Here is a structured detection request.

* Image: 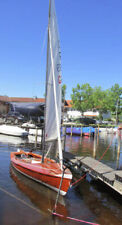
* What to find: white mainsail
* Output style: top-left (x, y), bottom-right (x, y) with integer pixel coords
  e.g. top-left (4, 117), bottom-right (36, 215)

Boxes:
top-left (45, 0), bottom-right (63, 167)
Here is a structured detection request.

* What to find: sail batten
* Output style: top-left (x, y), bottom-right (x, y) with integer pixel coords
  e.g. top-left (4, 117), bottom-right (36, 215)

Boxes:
top-left (45, 0), bottom-right (63, 168)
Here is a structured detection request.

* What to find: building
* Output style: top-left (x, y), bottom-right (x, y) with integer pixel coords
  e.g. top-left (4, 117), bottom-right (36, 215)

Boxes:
top-left (0, 96), bottom-right (45, 117)
top-left (0, 96), bottom-right (71, 118)
top-left (0, 96), bottom-right (110, 121)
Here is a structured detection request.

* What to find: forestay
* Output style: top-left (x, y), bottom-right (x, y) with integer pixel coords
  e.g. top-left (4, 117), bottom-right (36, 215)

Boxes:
top-left (45, 0), bottom-right (63, 167)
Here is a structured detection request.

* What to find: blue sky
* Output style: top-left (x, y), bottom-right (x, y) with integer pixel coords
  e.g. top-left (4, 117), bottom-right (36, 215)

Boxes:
top-left (0, 0), bottom-right (122, 100)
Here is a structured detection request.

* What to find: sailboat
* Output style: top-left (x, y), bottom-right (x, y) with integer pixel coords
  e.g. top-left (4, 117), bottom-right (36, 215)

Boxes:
top-left (10, 0), bottom-right (72, 196)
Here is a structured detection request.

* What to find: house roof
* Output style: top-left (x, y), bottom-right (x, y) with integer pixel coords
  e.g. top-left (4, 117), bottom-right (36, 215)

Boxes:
top-left (0, 96), bottom-right (45, 103)
top-left (0, 96), bottom-right (72, 107)
top-left (65, 100), bottom-right (72, 108)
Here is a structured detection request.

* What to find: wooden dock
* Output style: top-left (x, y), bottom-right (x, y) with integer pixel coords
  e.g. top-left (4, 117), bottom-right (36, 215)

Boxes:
top-left (63, 152), bottom-right (122, 195)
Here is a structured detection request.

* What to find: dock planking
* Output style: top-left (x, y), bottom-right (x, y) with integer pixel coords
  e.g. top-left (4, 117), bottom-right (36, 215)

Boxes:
top-left (63, 153), bottom-right (122, 195)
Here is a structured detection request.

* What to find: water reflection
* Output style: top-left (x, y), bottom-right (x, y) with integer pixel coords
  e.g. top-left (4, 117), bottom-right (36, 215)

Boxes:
top-left (10, 165), bottom-right (67, 216)
top-left (76, 181), bottom-right (122, 225)
top-left (116, 135), bottom-right (121, 169)
top-left (66, 132), bottom-right (122, 169)
top-left (0, 132), bottom-right (122, 225)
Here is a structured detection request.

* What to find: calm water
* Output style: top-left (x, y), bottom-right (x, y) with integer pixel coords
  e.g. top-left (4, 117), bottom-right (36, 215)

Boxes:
top-left (0, 131), bottom-right (122, 225)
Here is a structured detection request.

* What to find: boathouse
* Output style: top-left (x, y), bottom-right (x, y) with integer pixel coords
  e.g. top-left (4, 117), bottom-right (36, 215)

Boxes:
top-left (0, 96), bottom-right (72, 118)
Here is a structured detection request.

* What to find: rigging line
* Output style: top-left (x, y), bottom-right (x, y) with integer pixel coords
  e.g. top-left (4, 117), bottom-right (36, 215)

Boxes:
top-left (52, 168), bottom-right (65, 213)
top-left (40, 27), bottom-right (48, 61)
top-left (44, 142), bottom-right (53, 158)
top-left (0, 186), bottom-right (40, 214)
top-left (71, 135), bottom-right (114, 187)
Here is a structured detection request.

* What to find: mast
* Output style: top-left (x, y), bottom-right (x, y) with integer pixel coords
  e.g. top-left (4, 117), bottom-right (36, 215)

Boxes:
top-left (41, 0), bottom-right (51, 163)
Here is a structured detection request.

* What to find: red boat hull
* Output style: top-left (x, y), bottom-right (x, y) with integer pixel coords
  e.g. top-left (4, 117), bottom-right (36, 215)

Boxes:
top-left (11, 150), bottom-right (72, 196)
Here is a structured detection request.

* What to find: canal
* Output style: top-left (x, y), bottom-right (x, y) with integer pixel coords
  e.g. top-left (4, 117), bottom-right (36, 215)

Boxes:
top-left (0, 132), bottom-right (122, 225)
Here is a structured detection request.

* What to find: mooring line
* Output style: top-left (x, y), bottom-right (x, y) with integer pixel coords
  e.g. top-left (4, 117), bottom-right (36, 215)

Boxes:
top-left (52, 212), bottom-right (100, 225)
top-left (0, 186), bottom-right (41, 214)
top-left (71, 173), bottom-right (87, 187)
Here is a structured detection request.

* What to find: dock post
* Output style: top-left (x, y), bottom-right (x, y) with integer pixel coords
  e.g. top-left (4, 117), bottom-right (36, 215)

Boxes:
top-left (63, 126), bottom-right (66, 151)
top-left (62, 126), bottom-right (66, 151)
top-left (98, 124), bottom-right (99, 136)
top-left (94, 128), bottom-right (96, 138)
top-left (89, 127), bottom-right (91, 137)
top-left (35, 127), bottom-right (38, 148)
top-left (71, 125), bottom-right (72, 136)
top-left (96, 127), bottom-right (99, 144)
top-left (93, 133), bottom-right (97, 158)
top-left (116, 135), bottom-right (121, 169)
top-left (81, 125), bottom-right (82, 137)
top-left (41, 127), bottom-right (44, 150)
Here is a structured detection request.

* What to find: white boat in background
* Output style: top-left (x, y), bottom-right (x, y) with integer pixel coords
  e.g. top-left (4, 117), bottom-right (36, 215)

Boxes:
top-left (0, 125), bottom-right (28, 137)
top-left (106, 127), bottom-right (118, 134)
top-left (21, 122), bottom-right (42, 136)
top-left (21, 122), bottom-right (36, 128)
top-left (99, 127), bottom-right (118, 134)
top-left (0, 134), bottom-right (27, 145)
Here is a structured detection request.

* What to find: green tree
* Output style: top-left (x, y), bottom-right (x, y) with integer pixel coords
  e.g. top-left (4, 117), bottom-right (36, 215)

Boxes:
top-left (92, 87), bottom-right (109, 120)
top-left (107, 84), bottom-right (122, 123)
top-left (71, 83), bottom-right (93, 114)
top-left (71, 83), bottom-right (122, 122)
top-left (62, 84), bottom-right (67, 103)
